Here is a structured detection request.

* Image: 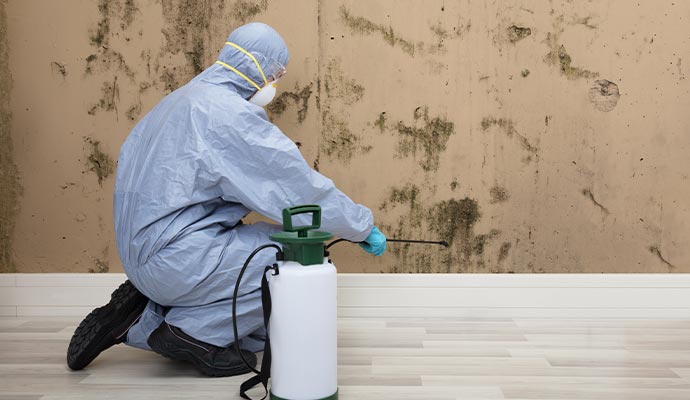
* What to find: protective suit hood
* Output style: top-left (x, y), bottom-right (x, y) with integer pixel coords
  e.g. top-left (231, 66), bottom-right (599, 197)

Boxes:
top-left (199, 22), bottom-right (290, 100)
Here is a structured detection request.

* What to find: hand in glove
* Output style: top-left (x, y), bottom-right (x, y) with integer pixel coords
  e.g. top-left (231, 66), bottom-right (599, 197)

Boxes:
top-left (359, 226), bottom-right (387, 256)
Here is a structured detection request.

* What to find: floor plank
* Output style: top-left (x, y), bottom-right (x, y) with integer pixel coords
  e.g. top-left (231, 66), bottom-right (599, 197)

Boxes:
top-left (2, 316), bottom-right (690, 399)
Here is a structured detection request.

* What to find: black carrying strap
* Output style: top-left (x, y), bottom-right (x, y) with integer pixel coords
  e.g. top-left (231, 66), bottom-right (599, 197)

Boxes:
top-left (240, 264), bottom-right (277, 400)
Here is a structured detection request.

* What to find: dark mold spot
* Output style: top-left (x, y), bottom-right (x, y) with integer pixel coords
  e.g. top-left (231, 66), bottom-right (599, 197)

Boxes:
top-left (51, 61), bottom-right (67, 78)
top-left (339, 6), bottom-right (416, 56)
top-left (324, 59), bottom-right (365, 105)
top-left (320, 112), bottom-right (370, 163)
top-left (481, 117), bottom-right (538, 159)
top-left (88, 77), bottom-right (120, 117)
top-left (490, 186), bottom-right (510, 203)
top-left (313, 153), bottom-right (320, 172)
top-left (88, 258), bottom-right (110, 273)
top-left (581, 189), bottom-right (610, 215)
top-left (160, 0), bottom-right (226, 81)
top-left (544, 34), bottom-right (599, 80)
top-left (160, 69), bottom-right (179, 93)
top-left (521, 69), bottom-right (530, 77)
top-left (450, 178), bottom-right (459, 191)
top-left (394, 107), bottom-right (455, 172)
top-left (0, 1), bottom-right (22, 273)
top-left (648, 245), bottom-right (675, 271)
top-left (122, 0), bottom-right (138, 28)
top-left (429, 198), bottom-right (480, 247)
top-left (589, 79), bottom-right (621, 112)
top-left (90, 0), bottom-right (111, 47)
top-left (498, 242), bottom-right (512, 263)
top-left (126, 102), bottom-right (142, 121)
top-left (374, 112), bottom-right (387, 133)
top-left (231, 0), bottom-right (268, 23)
top-left (266, 82), bottom-right (313, 123)
top-left (507, 25), bottom-right (531, 42)
top-left (84, 137), bottom-right (115, 186)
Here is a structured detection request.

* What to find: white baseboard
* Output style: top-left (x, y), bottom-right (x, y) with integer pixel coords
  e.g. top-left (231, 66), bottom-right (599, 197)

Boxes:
top-left (2, 273), bottom-right (690, 318)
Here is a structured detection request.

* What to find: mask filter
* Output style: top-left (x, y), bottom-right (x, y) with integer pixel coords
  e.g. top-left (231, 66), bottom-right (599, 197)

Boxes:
top-left (249, 80), bottom-right (278, 107)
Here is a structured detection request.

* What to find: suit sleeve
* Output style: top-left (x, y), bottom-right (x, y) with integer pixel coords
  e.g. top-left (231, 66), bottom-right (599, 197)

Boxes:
top-left (206, 105), bottom-right (374, 242)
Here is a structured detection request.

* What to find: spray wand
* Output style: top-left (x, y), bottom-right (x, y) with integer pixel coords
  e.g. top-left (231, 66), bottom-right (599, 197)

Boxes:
top-left (326, 237), bottom-right (449, 249)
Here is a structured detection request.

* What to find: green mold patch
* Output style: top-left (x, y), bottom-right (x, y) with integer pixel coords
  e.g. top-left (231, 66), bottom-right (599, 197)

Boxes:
top-left (126, 102), bottom-right (142, 121)
top-left (498, 242), bottom-right (512, 263)
top-left (51, 61), bottom-right (67, 78)
top-left (160, 0), bottom-right (225, 80)
top-left (481, 117), bottom-right (538, 159)
top-left (122, 0), bottom-right (138, 28)
top-left (90, 0), bottom-right (111, 47)
top-left (320, 112), bottom-right (370, 163)
top-left (84, 137), bottom-right (115, 186)
top-left (339, 6), bottom-right (417, 56)
top-left (374, 112), bottom-right (387, 133)
top-left (450, 178), bottom-right (459, 191)
top-left (266, 82), bottom-right (313, 123)
top-left (324, 59), bottom-right (365, 105)
top-left (88, 258), bottom-right (110, 273)
top-left (88, 77), bottom-right (120, 116)
top-left (0, 1), bottom-right (22, 273)
top-left (544, 33), bottom-right (599, 80)
top-left (428, 198), bottom-right (480, 247)
top-left (507, 25), bottom-right (532, 43)
top-left (231, 0), bottom-right (268, 23)
top-left (490, 186), bottom-right (510, 203)
top-left (427, 20), bottom-right (470, 55)
top-left (521, 69), bottom-right (530, 77)
top-left (394, 107), bottom-right (455, 172)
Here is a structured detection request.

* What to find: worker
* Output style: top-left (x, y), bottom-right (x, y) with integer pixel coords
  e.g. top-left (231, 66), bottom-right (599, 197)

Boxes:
top-left (66, 22), bottom-right (386, 376)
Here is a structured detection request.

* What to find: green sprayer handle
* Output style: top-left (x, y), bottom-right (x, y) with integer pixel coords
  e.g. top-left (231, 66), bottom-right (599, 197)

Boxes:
top-left (282, 205), bottom-right (322, 237)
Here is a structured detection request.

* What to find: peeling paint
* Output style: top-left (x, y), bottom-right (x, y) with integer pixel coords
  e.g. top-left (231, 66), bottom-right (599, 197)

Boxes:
top-left (589, 79), bottom-right (621, 112)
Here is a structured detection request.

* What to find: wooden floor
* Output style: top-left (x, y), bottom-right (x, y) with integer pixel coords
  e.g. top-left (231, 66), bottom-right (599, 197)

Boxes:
top-left (2, 317), bottom-right (690, 399)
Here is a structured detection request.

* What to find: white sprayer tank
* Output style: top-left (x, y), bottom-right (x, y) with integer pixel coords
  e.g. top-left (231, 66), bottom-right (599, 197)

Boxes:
top-left (269, 258), bottom-right (337, 399)
top-left (267, 205), bottom-right (338, 400)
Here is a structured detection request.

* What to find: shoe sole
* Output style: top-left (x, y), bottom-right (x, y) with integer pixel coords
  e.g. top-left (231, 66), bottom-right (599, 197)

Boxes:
top-left (147, 330), bottom-right (255, 377)
top-left (66, 280), bottom-right (147, 370)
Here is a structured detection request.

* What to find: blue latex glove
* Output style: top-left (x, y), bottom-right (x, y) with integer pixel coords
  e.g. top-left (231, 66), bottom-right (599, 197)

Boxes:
top-left (359, 226), bottom-right (387, 256)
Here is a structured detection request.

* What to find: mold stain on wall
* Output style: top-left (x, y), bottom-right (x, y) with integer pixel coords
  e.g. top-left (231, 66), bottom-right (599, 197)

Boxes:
top-left (267, 82), bottom-right (313, 123)
top-left (0, 0), bottom-right (22, 273)
top-left (84, 137), bottom-right (115, 186)
top-left (481, 117), bottom-right (538, 161)
top-left (394, 107), bottom-right (455, 172)
top-left (339, 5), bottom-right (417, 56)
top-left (380, 184), bottom-right (505, 273)
top-left (543, 19), bottom-right (599, 80)
top-left (319, 58), bottom-right (370, 163)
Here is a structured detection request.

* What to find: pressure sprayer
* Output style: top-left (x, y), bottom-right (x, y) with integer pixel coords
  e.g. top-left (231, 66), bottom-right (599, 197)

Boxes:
top-left (232, 205), bottom-right (448, 400)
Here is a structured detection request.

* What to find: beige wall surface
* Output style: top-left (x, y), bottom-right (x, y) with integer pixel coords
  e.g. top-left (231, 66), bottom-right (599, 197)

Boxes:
top-left (1, 0), bottom-right (688, 274)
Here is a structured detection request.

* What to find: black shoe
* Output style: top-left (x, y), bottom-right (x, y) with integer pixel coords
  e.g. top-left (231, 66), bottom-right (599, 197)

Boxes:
top-left (147, 322), bottom-right (257, 377)
top-left (67, 280), bottom-right (148, 370)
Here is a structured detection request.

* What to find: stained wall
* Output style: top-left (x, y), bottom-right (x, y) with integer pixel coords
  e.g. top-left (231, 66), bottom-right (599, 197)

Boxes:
top-left (1, 0), bottom-right (688, 273)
